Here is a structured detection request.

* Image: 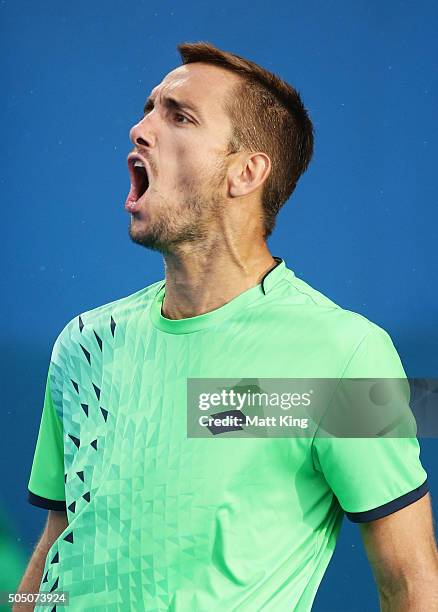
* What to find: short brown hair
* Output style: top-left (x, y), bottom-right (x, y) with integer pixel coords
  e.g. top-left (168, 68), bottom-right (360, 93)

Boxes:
top-left (177, 41), bottom-right (314, 238)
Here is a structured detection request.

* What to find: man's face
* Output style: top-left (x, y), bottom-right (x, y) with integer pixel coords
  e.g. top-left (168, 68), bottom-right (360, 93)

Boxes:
top-left (126, 62), bottom-right (238, 253)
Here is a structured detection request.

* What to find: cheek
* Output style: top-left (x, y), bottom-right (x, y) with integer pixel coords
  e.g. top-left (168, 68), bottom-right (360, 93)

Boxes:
top-left (162, 136), bottom-right (219, 191)
top-left (161, 139), bottom-right (194, 184)
top-left (174, 157), bottom-right (204, 191)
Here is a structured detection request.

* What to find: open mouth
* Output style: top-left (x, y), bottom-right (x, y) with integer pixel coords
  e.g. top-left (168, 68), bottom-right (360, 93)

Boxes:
top-left (128, 157), bottom-right (150, 201)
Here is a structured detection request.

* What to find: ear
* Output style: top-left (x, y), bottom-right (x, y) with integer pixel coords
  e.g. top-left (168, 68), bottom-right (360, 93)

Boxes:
top-left (228, 152), bottom-right (271, 198)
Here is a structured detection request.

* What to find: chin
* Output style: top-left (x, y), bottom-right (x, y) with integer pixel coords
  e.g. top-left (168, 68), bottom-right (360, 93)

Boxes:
top-left (128, 221), bottom-right (172, 254)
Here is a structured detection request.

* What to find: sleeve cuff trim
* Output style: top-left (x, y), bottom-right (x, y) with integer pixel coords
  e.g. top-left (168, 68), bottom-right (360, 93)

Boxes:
top-left (28, 490), bottom-right (67, 511)
top-left (345, 478), bottom-right (429, 523)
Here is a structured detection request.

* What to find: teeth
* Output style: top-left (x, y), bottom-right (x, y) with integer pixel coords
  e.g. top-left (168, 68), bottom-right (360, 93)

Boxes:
top-left (133, 160), bottom-right (144, 168)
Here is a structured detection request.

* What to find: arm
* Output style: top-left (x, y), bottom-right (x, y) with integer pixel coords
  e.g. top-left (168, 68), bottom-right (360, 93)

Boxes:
top-left (13, 510), bottom-right (68, 611)
top-left (360, 493), bottom-right (438, 611)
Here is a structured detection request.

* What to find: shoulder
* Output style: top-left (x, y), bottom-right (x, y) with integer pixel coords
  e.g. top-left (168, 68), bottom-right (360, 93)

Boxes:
top-left (51, 279), bottom-right (164, 362)
top-left (272, 269), bottom-right (399, 365)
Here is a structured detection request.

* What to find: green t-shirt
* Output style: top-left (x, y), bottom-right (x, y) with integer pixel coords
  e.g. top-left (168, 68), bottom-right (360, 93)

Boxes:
top-left (27, 258), bottom-right (428, 611)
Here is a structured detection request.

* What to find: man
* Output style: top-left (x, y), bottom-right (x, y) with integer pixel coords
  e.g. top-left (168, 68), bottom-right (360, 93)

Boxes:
top-left (20, 42), bottom-right (438, 611)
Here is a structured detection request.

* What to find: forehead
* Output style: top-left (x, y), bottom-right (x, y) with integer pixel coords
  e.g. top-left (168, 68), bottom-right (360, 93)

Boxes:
top-left (150, 63), bottom-right (239, 121)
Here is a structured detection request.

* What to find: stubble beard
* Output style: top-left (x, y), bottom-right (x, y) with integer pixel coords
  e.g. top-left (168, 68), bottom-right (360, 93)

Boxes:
top-left (128, 165), bottom-right (227, 255)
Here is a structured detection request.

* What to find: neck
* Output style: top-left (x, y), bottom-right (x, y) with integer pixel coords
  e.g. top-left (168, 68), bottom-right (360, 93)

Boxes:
top-left (161, 241), bottom-right (276, 320)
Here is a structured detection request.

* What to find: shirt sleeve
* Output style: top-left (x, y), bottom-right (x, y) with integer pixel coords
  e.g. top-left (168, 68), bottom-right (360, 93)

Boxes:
top-left (311, 325), bottom-right (428, 523)
top-left (27, 361), bottom-right (66, 511)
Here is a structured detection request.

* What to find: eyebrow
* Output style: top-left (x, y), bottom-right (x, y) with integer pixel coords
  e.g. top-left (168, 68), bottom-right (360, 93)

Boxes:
top-left (143, 95), bottom-right (203, 122)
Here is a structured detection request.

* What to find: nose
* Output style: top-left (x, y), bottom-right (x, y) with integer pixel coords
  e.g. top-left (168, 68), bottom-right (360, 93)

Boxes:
top-left (129, 115), bottom-right (156, 149)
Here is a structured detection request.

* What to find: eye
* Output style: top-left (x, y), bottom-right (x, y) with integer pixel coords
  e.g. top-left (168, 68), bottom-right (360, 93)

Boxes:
top-left (143, 102), bottom-right (154, 117)
top-left (174, 113), bottom-right (190, 124)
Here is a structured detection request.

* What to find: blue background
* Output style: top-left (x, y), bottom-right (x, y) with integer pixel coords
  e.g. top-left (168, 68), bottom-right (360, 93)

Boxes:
top-left (2, 1), bottom-right (437, 609)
